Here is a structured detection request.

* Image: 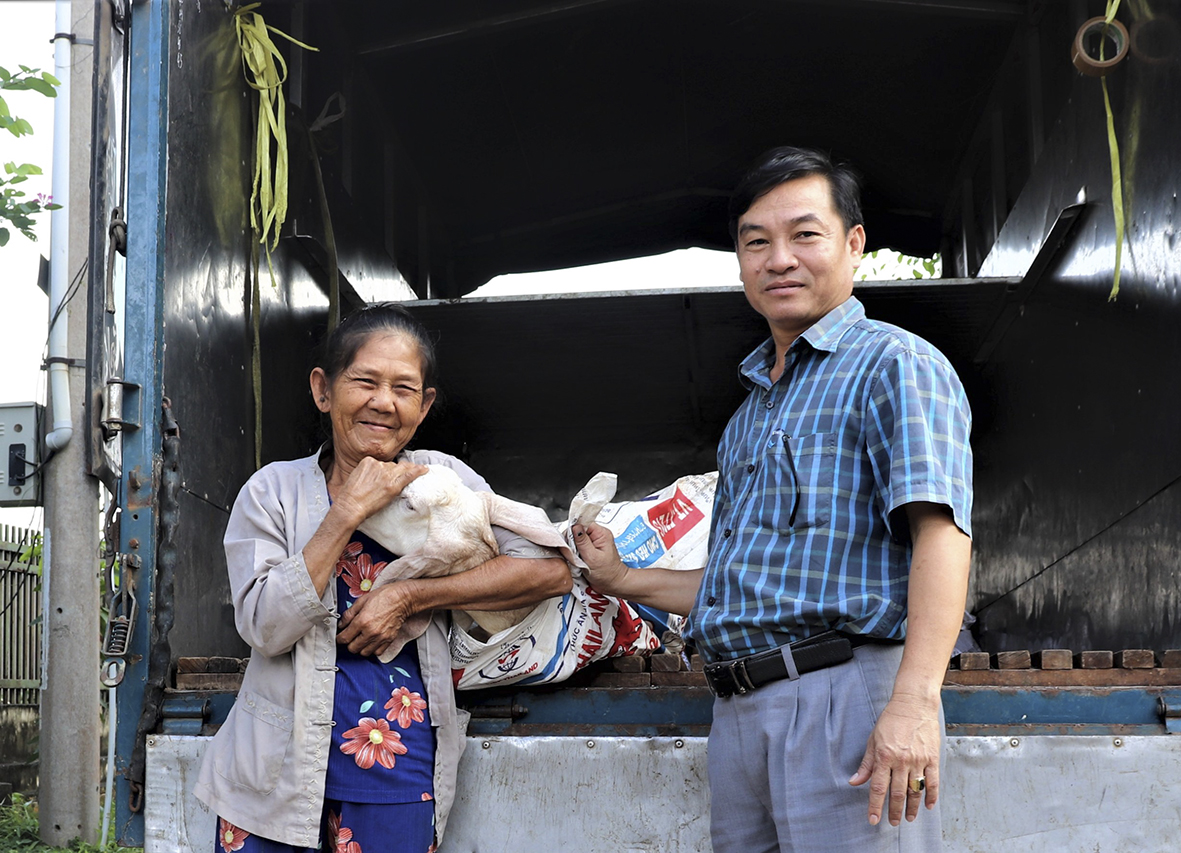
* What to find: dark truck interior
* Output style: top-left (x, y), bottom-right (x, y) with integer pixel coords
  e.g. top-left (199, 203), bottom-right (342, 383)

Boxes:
top-left (149, 0), bottom-right (1181, 666)
top-left (295, 0), bottom-right (1062, 294)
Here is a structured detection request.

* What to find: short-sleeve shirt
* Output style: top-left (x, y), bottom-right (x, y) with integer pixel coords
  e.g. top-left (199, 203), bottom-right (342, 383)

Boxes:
top-left (685, 296), bottom-right (973, 663)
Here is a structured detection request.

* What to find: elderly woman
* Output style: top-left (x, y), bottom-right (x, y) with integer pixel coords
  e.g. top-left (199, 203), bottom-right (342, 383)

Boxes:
top-left (195, 304), bottom-right (570, 853)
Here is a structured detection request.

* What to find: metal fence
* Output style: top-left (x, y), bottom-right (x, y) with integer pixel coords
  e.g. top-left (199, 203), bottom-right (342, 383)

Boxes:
top-left (1, 523), bottom-right (42, 707)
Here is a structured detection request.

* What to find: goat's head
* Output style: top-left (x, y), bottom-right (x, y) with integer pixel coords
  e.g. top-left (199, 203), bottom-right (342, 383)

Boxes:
top-left (374, 464), bottom-right (490, 557)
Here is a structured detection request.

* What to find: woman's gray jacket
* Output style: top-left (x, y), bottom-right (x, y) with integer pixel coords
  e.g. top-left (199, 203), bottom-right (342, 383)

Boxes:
top-left (194, 448), bottom-right (529, 847)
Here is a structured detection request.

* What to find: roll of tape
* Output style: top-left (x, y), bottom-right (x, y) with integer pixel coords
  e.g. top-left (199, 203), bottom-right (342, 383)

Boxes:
top-left (1072, 16), bottom-right (1130, 77)
top-left (1131, 17), bottom-right (1181, 66)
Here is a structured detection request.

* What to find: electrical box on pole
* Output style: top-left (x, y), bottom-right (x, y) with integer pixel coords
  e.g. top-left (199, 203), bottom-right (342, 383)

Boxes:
top-left (0, 402), bottom-right (44, 507)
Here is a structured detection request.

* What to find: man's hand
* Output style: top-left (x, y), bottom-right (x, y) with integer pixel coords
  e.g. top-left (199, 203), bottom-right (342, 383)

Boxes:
top-left (571, 522), bottom-right (630, 595)
top-left (848, 501), bottom-right (970, 826)
top-left (848, 692), bottom-right (941, 826)
top-left (572, 522), bottom-right (703, 616)
top-left (336, 581), bottom-right (420, 657)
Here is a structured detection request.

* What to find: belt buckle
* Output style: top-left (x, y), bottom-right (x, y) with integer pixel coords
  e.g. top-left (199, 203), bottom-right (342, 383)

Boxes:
top-left (706, 657), bottom-right (756, 698)
top-left (731, 658), bottom-right (756, 694)
top-left (703, 661), bottom-right (729, 697)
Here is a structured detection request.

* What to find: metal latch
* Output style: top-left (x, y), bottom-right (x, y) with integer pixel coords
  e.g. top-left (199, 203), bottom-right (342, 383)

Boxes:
top-left (466, 702), bottom-right (528, 720)
top-left (101, 552), bottom-right (141, 687)
top-left (161, 695), bottom-right (212, 736)
top-left (1158, 690), bottom-right (1181, 734)
top-left (101, 378), bottom-right (141, 440)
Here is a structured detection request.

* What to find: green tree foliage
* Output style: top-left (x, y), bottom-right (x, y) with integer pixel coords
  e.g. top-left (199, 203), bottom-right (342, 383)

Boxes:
top-left (0, 64), bottom-right (60, 247)
top-left (0, 793), bottom-right (138, 853)
top-left (855, 249), bottom-right (941, 281)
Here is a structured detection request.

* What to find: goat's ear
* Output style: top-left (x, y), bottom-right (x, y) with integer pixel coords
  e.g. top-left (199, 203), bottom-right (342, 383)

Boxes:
top-left (482, 523), bottom-right (499, 555)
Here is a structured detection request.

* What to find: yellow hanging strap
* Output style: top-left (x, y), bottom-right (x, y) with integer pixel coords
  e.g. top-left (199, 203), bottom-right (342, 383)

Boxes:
top-left (1100, 0), bottom-right (1124, 301)
top-left (250, 243), bottom-right (263, 471)
top-left (233, 4), bottom-right (317, 469)
top-left (233, 3), bottom-right (318, 259)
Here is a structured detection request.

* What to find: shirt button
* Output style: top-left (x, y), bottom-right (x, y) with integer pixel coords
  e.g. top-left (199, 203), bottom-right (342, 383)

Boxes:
top-left (746, 463), bottom-right (755, 474)
top-left (765, 400), bottom-right (774, 409)
top-left (723, 528), bottom-right (732, 538)
top-left (707, 596), bottom-right (717, 606)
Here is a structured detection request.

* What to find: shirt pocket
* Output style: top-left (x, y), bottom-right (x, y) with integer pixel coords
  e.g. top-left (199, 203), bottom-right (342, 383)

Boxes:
top-left (769, 432), bottom-right (836, 529)
top-left (214, 689), bottom-right (295, 795)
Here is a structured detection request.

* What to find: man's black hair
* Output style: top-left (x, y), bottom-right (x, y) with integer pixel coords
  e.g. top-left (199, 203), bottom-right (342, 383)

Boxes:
top-left (727, 146), bottom-right (863, 242)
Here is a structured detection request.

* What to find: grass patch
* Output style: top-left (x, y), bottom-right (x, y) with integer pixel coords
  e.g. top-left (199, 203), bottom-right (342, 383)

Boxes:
top-left (0, 794), bottom-right (140, 853)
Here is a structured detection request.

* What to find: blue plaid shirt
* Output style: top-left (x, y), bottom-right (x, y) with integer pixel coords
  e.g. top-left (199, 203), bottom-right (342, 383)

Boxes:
top-left (685, 296), bottom-right (973, 662)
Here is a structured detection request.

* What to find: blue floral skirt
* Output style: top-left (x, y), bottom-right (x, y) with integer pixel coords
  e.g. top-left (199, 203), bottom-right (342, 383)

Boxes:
top-left (217, 532), bottom-right (440, 853)
top-left (216, 798), bottom-right (435, 853)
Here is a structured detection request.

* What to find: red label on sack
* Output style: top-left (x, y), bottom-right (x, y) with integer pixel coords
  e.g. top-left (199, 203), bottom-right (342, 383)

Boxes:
top-left (646, 487), bottom-right (704, 548)
top-left (576, 587), bottom-right (612, 668)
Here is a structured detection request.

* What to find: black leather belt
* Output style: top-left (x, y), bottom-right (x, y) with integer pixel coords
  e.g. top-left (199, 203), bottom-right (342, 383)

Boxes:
top-left (703, 631), bottom-right (883, 698)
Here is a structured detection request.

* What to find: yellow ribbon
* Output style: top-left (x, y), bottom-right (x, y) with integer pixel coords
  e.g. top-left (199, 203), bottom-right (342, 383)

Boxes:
top-left (233, 3), bottom-right (318, 258)
top-left (1100, 0), bottom-right (1124, 301)
top-left (233, 4), bottom-right (317, 468)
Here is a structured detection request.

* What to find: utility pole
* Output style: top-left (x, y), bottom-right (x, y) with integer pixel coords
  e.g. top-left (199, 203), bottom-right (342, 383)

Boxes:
top-left (39, 0), bottom-right (99, 845)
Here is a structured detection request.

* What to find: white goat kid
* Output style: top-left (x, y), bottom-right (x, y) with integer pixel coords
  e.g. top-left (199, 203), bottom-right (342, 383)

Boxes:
top-left (358, 464), bottom-right (534, 637)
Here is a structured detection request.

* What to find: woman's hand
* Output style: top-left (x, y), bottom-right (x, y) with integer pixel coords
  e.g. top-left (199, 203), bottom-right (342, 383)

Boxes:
top-left (336, 581), bottom-right (420, 657)
top-left (301, 459), bottom-right (427, 599)
top-left (331, 457), bottom-right (428, 527)
top-left (571, 522), bottom-right (631, 596)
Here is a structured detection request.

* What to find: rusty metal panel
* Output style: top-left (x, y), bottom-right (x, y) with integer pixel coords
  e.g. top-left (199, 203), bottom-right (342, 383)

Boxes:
top-left (967, 2), bottom-right (1181, 653)
top-left (145, 733), bottom-right (1181, 852)
top-left (144, 734), bottom-right (213, 853)
top-left (944, 735), bottom-right (1181, 851)
top-left (447, 736), bottom-right (710, 850)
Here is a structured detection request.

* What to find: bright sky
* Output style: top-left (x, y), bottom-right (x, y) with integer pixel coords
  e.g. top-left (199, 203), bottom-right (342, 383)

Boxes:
top-left (0, 0), bottom-right (54, 531)
top-left (471, 246), bottom-right (739, 297)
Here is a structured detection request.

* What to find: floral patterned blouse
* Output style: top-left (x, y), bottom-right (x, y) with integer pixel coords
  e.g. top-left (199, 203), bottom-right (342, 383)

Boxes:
top-left (325, 531), bottom-right (436, 804)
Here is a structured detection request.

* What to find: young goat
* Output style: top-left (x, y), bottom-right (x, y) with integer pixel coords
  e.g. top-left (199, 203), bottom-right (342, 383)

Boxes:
top-left (358, 465), bottom-right (535, 638)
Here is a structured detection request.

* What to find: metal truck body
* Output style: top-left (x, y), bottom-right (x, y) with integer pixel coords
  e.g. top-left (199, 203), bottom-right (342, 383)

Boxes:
top-left (87, 1), bottom-right (1181, 849)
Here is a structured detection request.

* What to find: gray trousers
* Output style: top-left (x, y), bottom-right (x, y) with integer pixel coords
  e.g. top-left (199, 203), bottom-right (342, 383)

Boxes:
top-left (707, 643), bottom-right (944, 853)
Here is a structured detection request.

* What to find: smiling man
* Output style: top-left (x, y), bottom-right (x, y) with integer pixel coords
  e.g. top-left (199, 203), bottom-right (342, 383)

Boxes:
top-left (574, 146), bottom-right (973, 852)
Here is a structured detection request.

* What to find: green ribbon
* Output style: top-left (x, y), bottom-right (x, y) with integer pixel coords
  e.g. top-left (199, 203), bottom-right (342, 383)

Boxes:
top-left (1100, 0), bottom-right (1124, 301)
top-left (233, 4), bottom-right (318, 469)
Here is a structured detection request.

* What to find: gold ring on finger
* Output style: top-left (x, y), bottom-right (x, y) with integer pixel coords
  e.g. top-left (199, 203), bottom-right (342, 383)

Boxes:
top-left (908, 776), bottom-right (926, 795)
